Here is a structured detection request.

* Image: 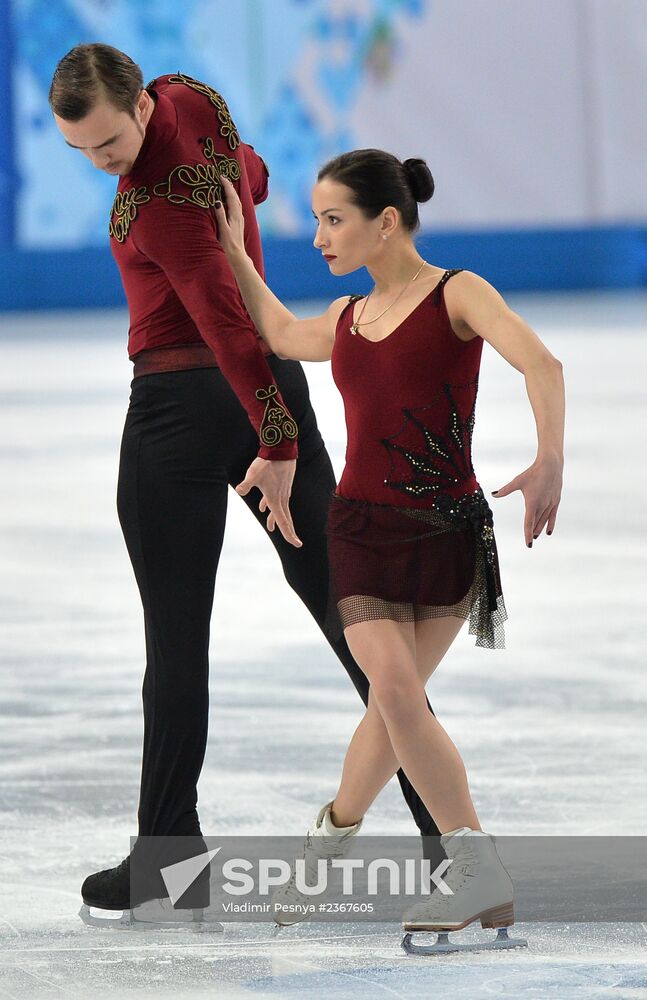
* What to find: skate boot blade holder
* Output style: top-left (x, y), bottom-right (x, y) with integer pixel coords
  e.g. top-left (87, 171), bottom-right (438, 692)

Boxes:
top-left (401, 925), bottom-right (527, 955)
top-left (79, 899), bottom-right (224, 932)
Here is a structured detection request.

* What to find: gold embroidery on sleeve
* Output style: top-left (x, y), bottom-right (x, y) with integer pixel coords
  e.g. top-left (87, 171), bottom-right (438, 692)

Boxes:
top-left (168, 72), bottom-right (241, 150)
top-left (202, 137), bottom-right (241, 180)
top-left (256, 385), bottom-right (298, 447)
top-left (109, 187), bottom-right (150, 243)
top-left (153, 163), bottom-right (222, 209)
top-left (152, 138), bottom-right (242, 210)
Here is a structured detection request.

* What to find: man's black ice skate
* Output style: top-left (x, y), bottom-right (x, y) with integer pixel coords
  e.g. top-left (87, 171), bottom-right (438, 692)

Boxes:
top-left (79, 844), bottom-right (221, 932)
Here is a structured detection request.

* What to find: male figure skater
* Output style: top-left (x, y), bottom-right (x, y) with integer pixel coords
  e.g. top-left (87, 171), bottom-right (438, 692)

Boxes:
top-left (49, 43), bottom-right (441, 915)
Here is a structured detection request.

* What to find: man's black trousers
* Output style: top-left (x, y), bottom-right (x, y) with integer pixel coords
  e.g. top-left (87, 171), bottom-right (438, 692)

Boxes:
top-left (116, 355), bottom-right (440, 839)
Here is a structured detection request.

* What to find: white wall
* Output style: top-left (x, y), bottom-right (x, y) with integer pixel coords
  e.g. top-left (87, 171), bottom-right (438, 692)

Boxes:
top-left (352, 0), bottom-right (646, 228)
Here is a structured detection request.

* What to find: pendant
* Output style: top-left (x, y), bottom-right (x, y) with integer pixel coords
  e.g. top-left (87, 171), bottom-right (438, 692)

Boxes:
top-left (350, 325), bottom-right (358, 335)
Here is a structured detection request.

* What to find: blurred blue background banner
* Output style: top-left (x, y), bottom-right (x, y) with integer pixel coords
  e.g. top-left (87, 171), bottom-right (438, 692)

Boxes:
top-left (1, 0), bottom-right (646, 309)
top-left (0, 0), bottom-right (15, 249)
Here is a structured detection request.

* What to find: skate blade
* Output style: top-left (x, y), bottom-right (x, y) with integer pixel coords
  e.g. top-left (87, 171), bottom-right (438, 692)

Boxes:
top-left (272, 913), bottom-right (311, 929)
top-left (78, 902), bottom-right (223, 933)
top-left (401, 927), bottom-right (528, 956)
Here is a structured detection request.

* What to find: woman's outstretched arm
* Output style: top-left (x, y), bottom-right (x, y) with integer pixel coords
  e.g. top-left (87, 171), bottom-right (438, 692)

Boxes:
top-left (444, 271), bottom-right (565, 547)
top-left (214, 176), bottom-right (347, 362)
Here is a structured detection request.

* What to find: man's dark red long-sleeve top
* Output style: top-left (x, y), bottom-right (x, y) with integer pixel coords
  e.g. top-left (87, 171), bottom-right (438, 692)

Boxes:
top-left (109, 72), bottom-right (298, 461)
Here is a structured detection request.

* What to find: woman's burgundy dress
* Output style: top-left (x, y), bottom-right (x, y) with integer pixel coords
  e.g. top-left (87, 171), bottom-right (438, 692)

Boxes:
top-left (325, 269), bottom-right (507, 649)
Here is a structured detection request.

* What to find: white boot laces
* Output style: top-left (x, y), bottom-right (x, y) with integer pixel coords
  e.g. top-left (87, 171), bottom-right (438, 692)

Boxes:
top-left (278, 831), bottom-right (351, 905)
top-left (442, 841), bottom-right (479, 895)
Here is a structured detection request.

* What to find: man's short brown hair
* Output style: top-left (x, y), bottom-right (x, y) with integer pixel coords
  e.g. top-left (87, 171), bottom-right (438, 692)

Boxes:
top-left (49, 43), bottom-right (144, 121)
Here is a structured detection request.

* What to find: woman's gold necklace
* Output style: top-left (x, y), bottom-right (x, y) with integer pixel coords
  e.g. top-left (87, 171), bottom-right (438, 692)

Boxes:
top-left (350, 259), bottom-right (428, 335)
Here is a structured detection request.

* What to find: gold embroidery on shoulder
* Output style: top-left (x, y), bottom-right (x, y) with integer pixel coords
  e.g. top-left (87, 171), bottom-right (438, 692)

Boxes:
top-left (152, 137), bottom-right (242, 210)
top-left (153, 163), bottom-right (222, 209)
top-left (202, 137), bottom-right (241, 180)
top-left (109, 187), bottom-right (150, 243)
top-left (256, 385), bottom-right (298, 447)
top-left (168, 72), bottom-right (241, 150)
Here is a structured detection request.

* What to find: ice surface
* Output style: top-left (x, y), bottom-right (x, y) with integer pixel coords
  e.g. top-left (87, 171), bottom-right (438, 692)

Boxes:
top-left (0, 293), bottom-right (646, 998)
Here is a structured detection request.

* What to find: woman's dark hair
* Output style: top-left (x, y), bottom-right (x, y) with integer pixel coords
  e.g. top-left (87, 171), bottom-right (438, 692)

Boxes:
top-left (49, 43), bottom-right (144, 121)
top-left (317, 149), bottom-right (434, 232)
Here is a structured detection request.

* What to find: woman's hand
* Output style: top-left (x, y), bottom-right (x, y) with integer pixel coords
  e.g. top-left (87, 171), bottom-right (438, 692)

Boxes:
top-left (491, 454), bottom-right (563, 548)
top-left (213, 175), bottom-right (246, 260)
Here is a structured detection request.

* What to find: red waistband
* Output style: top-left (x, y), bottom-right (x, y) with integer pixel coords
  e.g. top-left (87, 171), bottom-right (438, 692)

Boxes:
top-left (132, 343), bottom-right (219, 378)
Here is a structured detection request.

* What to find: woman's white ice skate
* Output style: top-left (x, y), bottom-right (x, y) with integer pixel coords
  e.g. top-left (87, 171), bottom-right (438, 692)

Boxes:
top-left (272, 801), bottom-right (362, 927)
top-left (401, 827), bottom-right (528, 955)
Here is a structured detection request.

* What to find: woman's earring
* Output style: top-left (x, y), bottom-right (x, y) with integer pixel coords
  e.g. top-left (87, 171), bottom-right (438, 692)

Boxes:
top-left (382, 235), bottom-right (388, 241)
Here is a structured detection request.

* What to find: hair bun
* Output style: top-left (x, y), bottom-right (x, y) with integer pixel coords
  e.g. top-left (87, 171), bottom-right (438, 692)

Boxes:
top-left (403, 158), bottom-right (434, 203)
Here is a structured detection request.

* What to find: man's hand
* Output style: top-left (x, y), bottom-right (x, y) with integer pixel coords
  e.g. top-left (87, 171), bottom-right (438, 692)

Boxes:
top-left (235, 457), bottom-right (303, 548)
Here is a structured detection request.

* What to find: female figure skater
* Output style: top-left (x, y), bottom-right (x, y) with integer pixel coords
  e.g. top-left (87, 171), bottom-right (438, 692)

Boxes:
top-left (214, 150), bottom-right (564, 940)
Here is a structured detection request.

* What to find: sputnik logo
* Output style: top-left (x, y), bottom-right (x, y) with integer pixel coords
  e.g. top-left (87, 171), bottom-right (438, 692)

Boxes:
top-left (159, 848), bottom-right (221, 906)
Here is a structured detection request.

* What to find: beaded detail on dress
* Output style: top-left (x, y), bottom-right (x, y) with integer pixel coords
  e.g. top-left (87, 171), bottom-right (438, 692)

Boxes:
top-left (432, 268), bottom-right (464, 305)
top-left (400, 492), bottom-right (507, 649)
top-left (381, 379), bottom-right (477, 498)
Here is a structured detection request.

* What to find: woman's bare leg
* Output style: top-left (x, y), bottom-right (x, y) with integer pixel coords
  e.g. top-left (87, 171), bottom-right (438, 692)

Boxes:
top-left (330, 615), bottom-right (481, 834)
top-left (332, 615), bottom-right (465, 826)
top-left (329, 620), bottom-right (415, 826)
top-left (331, 688), bottom-right (405, 826)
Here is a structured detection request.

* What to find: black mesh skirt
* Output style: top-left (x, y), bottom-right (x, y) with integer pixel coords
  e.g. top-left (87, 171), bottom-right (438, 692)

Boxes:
top-left (324, 487), bottom-right (507, 649)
